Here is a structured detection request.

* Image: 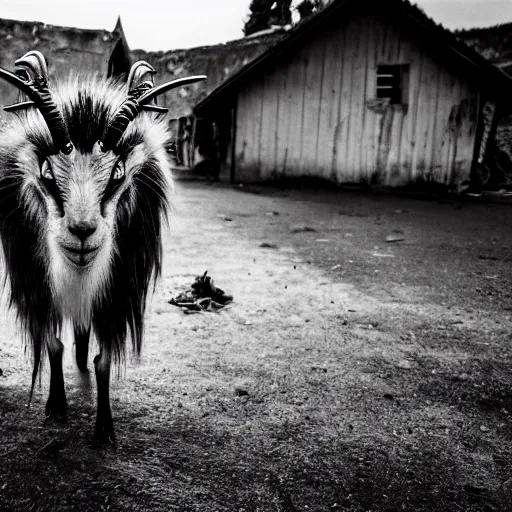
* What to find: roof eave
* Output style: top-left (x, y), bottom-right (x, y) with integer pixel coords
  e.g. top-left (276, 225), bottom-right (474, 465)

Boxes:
top-left (194, 0), bottom-right (512, 115)
top-left (194, 0), bottom-right (353, 114)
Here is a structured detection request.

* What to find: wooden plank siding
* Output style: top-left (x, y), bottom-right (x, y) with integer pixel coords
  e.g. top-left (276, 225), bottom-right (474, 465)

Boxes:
top-left (232, 11), bottom-right (480, 190)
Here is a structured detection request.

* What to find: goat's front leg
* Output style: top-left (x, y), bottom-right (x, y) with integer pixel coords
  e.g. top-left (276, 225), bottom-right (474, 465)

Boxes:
top-left (93, 348), bottom-right (115, 445)
top-left (45, 337), bottom-right (67, 422)
top-left (74, 324), bottom-right (90, 372)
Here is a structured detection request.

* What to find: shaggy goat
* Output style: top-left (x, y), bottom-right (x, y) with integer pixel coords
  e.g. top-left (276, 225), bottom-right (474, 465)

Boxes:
top-left (0, 51), bottom-right (205, 444)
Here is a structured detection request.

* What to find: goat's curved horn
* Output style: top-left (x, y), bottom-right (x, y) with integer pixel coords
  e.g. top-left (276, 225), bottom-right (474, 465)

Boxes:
top-left (15, 51), bottom-right (49, 80)
top-left (127, 61), bottom-right (156, 94)
top-left (100, 60), bottom-right (206, 152)
top-left (0, 51), bottom-right (73, 155)
top-left (138, 76), bottom-right (207, 106)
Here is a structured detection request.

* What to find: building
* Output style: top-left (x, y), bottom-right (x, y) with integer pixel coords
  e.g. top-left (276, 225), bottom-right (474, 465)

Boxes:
top-left (194, 0), bottom-right (512, 191)
top-left (0, 17), bottom-right (130, 114)
top-left (132, 27), bottom-right (289, 166)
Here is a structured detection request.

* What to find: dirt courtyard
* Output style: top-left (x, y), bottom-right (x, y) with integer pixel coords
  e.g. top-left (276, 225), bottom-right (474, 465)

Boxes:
top-left (1, 180), bottom-right (512, 511)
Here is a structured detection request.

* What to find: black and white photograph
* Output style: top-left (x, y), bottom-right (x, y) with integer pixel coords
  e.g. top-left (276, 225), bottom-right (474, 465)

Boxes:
top-left (0, 0), bottom-right (512, 510)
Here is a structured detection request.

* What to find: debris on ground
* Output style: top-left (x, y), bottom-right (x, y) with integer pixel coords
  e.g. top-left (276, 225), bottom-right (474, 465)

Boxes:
top-left (169, 271), bottom-right (233, 313)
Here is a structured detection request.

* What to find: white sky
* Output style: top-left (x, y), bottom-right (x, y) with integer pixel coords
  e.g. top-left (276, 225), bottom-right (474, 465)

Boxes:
top-left (0, 0), bottom-right (510, 52)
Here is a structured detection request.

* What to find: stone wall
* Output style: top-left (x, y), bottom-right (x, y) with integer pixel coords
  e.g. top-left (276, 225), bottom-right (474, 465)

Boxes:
top-left (0, 17), bottom-right (126, 111)
top-left (130, 28), bottom-right (289, 119)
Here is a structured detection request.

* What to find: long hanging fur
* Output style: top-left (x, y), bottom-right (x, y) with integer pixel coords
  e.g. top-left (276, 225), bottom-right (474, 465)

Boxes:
top-left (0, 74), bottom-right (172, 377)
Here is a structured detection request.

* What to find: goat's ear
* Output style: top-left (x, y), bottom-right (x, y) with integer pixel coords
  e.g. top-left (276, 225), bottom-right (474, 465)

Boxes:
top-left (107, 39), bottom-right (131, 79)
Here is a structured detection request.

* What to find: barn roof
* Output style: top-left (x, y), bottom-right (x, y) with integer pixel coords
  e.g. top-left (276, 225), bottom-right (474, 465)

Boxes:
top-left (194, 0), bottom-right (512, 114)
top-left (131, 27), bottom-right (289, 118)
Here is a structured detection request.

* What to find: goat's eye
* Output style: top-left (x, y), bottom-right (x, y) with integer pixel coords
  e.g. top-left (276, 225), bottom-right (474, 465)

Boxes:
top-left (111, 161), bottom-right (125, 182)
top-left (40, 159), bottom-right (54, 181)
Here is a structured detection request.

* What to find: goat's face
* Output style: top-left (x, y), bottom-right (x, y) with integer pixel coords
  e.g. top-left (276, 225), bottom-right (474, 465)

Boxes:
top-left (40, 139), bottom-right (160, 273)
top-left (42, 144), bottom-right (118, 271)
top-left (0, 78), bottom-right (173, 325)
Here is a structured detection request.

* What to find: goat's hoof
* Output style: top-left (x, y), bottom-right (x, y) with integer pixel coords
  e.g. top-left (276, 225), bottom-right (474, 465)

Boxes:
top-left (94, 422), bottom-right (116, 446)
top-left (44, 400), bottom-right (67, 423)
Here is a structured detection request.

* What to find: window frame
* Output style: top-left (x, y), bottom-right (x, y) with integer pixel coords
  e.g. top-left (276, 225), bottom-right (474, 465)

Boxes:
top-left (376, 64), bottom-right (410, 105)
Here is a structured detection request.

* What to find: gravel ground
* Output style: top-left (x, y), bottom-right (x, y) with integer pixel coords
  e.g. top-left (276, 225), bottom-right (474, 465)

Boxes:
top-left (1, 179), bottom-right (512, 511)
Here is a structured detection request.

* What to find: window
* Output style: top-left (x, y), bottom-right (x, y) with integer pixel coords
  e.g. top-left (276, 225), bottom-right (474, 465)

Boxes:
top-left (376, 64), bottom-right (409, 105)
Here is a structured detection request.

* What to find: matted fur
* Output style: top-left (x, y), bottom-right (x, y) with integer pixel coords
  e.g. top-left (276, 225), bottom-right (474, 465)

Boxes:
top-left (0, 74), bottom-right (172, 378)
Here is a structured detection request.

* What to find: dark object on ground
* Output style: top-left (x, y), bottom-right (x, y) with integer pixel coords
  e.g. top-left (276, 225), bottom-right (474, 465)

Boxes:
top-left (192, 159), bottom-right (221, 180)
top-left (169, 271), bottom-right (233, 312)
top-left (235, 387), bottom-right (250, 397)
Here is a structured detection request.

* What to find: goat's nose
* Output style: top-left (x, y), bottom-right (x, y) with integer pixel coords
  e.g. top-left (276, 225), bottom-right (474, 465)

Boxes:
top-left (68, 220), bottom-right (97, 242)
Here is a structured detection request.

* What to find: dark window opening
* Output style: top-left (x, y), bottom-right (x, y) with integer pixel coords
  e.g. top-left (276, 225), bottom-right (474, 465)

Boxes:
top-left (376, 64), bottom-right (409, 104)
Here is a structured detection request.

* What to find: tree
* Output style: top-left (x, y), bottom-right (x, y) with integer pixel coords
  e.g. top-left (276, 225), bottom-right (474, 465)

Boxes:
top-left (244, 0), bottom-right (293, 36)
top-left (295, 0), bottom-right (324, 21)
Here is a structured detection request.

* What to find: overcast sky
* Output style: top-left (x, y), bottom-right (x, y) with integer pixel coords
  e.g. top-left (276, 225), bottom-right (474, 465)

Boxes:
top-left (0, 0), bottom-right (510, 52)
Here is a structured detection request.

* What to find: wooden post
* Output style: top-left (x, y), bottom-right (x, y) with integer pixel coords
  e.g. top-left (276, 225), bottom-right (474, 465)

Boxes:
top-left (230, 100), bottom-right (238, 183)
top-left (189, 115), bottom-right (197, 168)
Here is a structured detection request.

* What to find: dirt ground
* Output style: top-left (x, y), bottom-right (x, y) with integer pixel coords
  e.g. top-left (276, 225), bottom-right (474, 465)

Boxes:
top-left (1, 179), bottom-right (512, 512)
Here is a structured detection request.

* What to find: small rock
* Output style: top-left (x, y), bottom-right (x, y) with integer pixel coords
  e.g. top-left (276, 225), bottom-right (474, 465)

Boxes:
top-left (235, 388), bottom-right (249, 397)
top-left (397, 359), bottom-right (414, 370)
top-left (383, 393), bottom-right (394, 400)
top-left (464, 483), bottom-right (488, 497)
top-left (244, 320), bottom-right (253, 326)
top-left (386, 235), bottom-right (405, 243)
top-left (37, 438), bottom-right (67, 455)
top-left (290, 225), bottom-right (317, 233)
top-left (480, 425), bottom-right (490, 433)
top-left (332, 264), bottom-right (341, 270)
top-left (286, 315), bottom-right (304, 326)
top-left (260, 242), bottom-right (278, 249)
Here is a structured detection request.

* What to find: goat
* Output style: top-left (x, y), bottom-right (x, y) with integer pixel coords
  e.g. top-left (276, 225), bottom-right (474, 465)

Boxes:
top-left (0, 51), bottom-right (205, 444)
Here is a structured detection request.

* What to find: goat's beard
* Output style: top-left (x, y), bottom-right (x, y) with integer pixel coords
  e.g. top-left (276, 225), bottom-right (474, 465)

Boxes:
top-left (48, 234), bottom-right (113, 328)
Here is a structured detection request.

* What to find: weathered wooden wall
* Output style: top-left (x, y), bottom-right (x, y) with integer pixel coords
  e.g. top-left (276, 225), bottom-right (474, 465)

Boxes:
top-left (233, 11), bottom-right (481, 189)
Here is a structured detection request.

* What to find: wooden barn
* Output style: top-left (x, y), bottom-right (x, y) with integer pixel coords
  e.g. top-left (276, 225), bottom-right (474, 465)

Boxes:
top-left (194, 0), bottom-right (512, 191)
